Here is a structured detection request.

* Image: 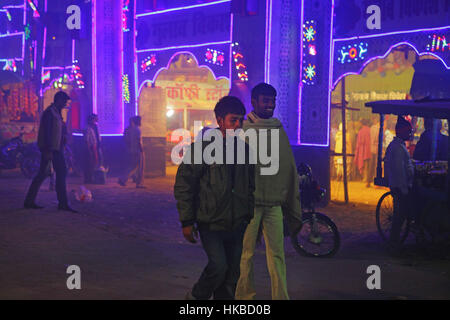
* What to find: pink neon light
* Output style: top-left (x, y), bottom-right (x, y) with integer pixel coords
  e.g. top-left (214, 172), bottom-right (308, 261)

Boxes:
top-left (325, 0), bottom-right (335, 148)
top-left (137, 40), bottom-right (232, 53)
top-left (297, 0), bottom-right (305, 144)
top-left (134, 0), bottom-right (138, 115)
top-left (121, 0), bottom-right (124, 132)
top-left (137, 50), bottom-right (231, 98)
top-left (72, 39), bottom-right (75, 62)
top-left (92, 0), bottom-right (97, 114)
top-left (264, 0), bottom-right (273, 83)
top-left (334, 25), bottom-right (450, 42)
top-left (332, 40), bottom-right (450, 90)
top-left (299, 0), bottom-right (334, 147)
top-left (229, 13), bottom-right (233, 92)
top-left (136, 0), bottom-right (230, 17)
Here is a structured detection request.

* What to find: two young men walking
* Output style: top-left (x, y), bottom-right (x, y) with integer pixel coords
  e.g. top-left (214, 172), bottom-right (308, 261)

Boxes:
top-left (174, 83), bottom-right (302, 300)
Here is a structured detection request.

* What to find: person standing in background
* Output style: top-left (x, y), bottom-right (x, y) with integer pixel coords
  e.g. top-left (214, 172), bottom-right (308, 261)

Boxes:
top-left (354, 118), bottom-right (372, 187)
top-left (369, 117), bottom-right (380, 187)
top-left (118, 116), bottom-right (145, 188)
top-left (83, 114), bottom-right (102, 184)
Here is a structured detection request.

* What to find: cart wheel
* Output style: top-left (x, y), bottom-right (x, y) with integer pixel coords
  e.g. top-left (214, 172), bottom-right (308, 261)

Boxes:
top-left (376, 191), bottom-right (409, 243)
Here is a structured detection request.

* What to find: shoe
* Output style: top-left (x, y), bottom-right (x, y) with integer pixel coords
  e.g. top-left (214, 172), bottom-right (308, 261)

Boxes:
top-left (185, 291), bottom-right (196, 300)
top-left (58, 205), bottom-right (78, 213)
top-left (24, 203), bottom-right (44, 209)
top-left (118, 180), bottom-right (126, 187)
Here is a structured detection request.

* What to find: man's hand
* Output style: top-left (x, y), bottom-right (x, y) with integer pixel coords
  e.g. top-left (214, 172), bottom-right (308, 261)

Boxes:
top-left (182, 225), bottom-right (198, 243)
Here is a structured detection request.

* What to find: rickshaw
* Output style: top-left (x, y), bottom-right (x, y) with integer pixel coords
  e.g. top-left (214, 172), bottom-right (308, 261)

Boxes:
top-left (365, 99), bottom-right (450, 246)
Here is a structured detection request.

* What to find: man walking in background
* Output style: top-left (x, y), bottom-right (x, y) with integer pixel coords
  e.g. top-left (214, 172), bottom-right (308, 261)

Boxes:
top-left (119, 116), bottom-right (145, 188)
top-left (24, 91), bottom-right (77, 213)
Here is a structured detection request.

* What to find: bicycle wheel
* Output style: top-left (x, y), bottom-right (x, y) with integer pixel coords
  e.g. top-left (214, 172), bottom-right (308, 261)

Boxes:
top-left (375, 191), bottom-right (409, 243)
top-left (291, 212), bottom-right (340, 258)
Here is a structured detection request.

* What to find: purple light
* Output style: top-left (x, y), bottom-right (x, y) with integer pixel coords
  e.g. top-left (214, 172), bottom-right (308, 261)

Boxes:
top-left (72, 39), bottom-right (75, 62)
top-left (229, 13), bottom-right (233, 88)
top-left (92, 0), bottom-right (97, 114)
top-left (297, 0), bottom-right (305, 144)
top-left (121, 0), bottom-right (125, 133)
top-left (299, 0), bottom-right (334, 147)
top-left (0, 32), bottom-right (24, 38)
top-left (137, 40), bottom-right (232, 53)
top-left (23, 0), bottom-right (26, 25)
top-left (331, 40), bottom-right (450, 90)
top-left (325, 1), bottom-right (335, 148)
top-left (136, 0), bottom-right (230, 17)
top-left (334, 25), bottom-right (450, 42)
top-left (72, 133), bottom-right (124, 137)
top-left (137, 50), bottom-right (231, 98)
top-left (134, 0), bottom-right (138, 115)
top-left (264, 0), bottom-right (273, 83)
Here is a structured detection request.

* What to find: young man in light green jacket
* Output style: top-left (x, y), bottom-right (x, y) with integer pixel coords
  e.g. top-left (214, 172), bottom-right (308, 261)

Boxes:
top-left (235, 83), bottom-right (302, 300)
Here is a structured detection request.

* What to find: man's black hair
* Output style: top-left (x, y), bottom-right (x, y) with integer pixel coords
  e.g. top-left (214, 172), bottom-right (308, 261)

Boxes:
top-left (395, 116), bottom-right (411, 131)
top-left (54, 91), bottom-right (70, 103)
top-left (214, 96), bottom-right (246, 119)
top-left (251, 82), bottom-right (276, 101)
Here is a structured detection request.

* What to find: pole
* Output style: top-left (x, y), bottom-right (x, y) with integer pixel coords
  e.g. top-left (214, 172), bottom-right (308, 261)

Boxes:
top-left (341, 78), bottom-right (349, 203)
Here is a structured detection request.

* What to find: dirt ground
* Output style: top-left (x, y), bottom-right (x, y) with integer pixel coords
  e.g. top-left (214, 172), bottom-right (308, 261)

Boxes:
top-left (0, 166), bottom-right (449, 300)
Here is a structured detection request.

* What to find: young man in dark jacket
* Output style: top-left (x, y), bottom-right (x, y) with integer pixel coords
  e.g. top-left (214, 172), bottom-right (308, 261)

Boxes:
top-left (24, 91), bottom-right (77, 212)
top-left (174, 96), bottom-right (255, 300)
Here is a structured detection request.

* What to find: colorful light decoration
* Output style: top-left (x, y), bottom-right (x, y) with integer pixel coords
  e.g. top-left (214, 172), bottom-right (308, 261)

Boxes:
top-left (141, 54), bottom-right (156, 73)
top-left (41, 70), bottom-right (50, 83)
top-left (232, 42), bottom-right (248, 82)
top-left (0, 9), bottom-right (12, 21)
top-left (26, 0), bottom-right (40, 18)
top-left (205, 48), bottom-right (225, 66)
top-left (337, 42), bottom-right (369, 64)
top-left (71, 60), bottom-right (85, 89)
top-left (122, 74), bottom-right (130, 103)
top-left (302, 20), bottom-right (318, 85)
top-left (24, 24), bottom-right (31, 40)
top-left (426, 34), bottom-right (450, 52)
top-left (122, 0), bottom-right (130, 32)
top-left (303, 20), bottom-right (316, 42)
top-left (2, 59), bottom-right (17, 72)
top-left (303, 63), bottom-right (316, 85)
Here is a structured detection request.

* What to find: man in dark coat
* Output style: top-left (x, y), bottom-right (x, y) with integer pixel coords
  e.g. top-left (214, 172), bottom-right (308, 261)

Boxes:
top-left (24, 91), bottom-right (77, 212)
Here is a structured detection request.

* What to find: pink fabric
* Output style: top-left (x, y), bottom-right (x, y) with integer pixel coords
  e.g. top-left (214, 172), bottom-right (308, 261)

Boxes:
top-left (354, 125), bottom-right (371, 174)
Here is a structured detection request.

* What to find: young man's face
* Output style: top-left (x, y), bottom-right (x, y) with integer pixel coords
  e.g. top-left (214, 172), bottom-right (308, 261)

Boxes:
top-left (252, 94), bottom-right (276, 119)
top-left (218, 113), bottom-right (244, 136)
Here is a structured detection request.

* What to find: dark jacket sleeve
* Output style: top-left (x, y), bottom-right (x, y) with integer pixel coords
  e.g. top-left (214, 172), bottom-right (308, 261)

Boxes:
top-left (42, 110), bottom-right (53, 151)
top-left (173, 147), bottom-right (204, 227)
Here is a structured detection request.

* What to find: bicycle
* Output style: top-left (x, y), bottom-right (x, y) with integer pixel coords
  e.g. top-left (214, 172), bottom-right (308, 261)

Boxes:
top-left (290, 163), bottom-right (341, 258)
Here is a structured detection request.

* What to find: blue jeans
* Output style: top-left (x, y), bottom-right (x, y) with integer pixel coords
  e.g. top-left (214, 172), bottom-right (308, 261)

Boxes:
top-left (192, 223), bottom-right (247, 300)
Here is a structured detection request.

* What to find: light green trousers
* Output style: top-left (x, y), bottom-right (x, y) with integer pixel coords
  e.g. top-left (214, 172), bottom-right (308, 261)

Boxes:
top-left (235, 205), bottom-right (289, 300)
